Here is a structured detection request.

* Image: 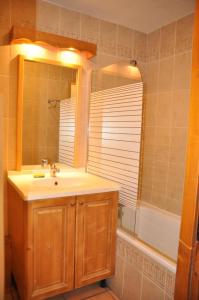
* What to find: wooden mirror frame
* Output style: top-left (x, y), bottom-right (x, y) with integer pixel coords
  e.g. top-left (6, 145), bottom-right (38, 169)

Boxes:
top-left (16, 55), bottom-right (83, 170)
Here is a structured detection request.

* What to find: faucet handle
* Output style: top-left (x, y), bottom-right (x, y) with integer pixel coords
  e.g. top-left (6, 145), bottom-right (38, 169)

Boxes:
top-left (50, 163), bottom-right (56, 168)
top-left (50, 163), bottom-right (60, 172)
top-left (41, 159), bottom-right (48, 168)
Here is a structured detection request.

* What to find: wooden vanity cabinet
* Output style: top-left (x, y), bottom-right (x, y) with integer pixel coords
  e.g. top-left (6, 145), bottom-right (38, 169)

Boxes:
top-left (8, 184), bottom-right (76, 300)
top-left (75, 192), bottom-right (118, 288)
top-left (8, 184), bottom-right (118, 300)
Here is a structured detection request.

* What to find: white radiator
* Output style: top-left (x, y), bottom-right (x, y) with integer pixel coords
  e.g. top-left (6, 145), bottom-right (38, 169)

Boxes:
top-left (88, 83), bottom-right (143, 209)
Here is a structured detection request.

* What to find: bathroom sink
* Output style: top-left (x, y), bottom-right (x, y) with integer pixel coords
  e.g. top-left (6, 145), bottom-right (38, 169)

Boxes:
top-left (32, 175), bottom-right (87, 188)
top-left (8, 168), bottom-right (120, 201)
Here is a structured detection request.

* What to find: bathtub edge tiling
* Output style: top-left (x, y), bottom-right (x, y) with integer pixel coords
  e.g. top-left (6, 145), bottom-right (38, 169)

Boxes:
top-left (107, 229), bottom-right (175, 300)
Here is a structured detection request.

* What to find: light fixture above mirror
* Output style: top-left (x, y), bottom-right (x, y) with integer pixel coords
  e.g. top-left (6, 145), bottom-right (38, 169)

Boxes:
top-left (10, 26), bottom-right (97, 59)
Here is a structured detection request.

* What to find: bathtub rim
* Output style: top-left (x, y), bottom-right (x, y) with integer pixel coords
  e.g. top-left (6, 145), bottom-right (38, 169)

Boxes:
top-left (117, 228), bottom-right (177, 273)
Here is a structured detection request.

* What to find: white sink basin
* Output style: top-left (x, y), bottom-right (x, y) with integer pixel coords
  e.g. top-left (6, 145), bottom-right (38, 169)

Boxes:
top-left (8, 168), bottom-right (120, 201)
top-left (32, 175), bottom-right (87, 188)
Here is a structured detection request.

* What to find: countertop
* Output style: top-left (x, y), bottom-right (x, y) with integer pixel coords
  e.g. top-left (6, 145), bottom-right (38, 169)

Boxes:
top-left (8, 165), bottom-right (120, 201)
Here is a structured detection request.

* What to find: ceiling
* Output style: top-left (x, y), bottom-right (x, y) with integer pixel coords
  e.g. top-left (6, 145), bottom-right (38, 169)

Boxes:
top-left (46, 0), bottom-right (195, 33)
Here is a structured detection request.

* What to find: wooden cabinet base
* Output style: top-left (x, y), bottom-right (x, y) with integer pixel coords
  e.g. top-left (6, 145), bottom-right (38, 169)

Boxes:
top-left (75, 192), bottom-right (118, 288)
top-left (8, 184), bottom-right (118, 299)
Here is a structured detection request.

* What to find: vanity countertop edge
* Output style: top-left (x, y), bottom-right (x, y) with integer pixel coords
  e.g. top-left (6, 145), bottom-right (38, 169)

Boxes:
top-left (7, 168), bottom-right (120, 201)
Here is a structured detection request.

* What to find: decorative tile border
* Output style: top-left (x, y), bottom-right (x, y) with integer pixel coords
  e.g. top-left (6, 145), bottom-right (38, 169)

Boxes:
top-left (165, 270), bottom-right (176, 296)
top-left (143, 255), bottom-right (166, 289)
top-left (109, 236), bottom-right (175, 299)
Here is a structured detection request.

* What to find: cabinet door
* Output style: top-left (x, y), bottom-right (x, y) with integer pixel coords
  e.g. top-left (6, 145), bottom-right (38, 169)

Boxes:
top-left (75, 192), bottom-right (118, 288)
top-left (27, 198), bottom-right (76, 299)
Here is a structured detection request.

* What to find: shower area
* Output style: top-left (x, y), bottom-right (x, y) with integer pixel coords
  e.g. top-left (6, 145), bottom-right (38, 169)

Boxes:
top-left (87, 51), bottom-right (191, 298)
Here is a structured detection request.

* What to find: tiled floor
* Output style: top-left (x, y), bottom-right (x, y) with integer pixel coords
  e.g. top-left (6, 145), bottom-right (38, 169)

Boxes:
top-left (5, 284), bottom-right (119, 300)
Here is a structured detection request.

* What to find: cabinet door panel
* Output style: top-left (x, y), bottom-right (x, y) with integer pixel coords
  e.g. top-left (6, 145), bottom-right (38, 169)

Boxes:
top-left (28, 198), bottom-right (75, 298)
top-left (75, 192), bottom-right (118, 288)
top-left (33, 206), bottom-right (65, 288)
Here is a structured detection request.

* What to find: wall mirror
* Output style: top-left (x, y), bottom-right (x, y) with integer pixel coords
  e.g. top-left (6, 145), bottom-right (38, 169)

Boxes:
top-left (17, 56), bottom-right (81, 170)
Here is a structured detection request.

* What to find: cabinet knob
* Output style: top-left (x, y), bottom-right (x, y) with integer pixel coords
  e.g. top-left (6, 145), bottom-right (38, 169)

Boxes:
top-left (79, 202), bottom-right (84, 205)
top-left (70, 202), bottom-right (76, 207)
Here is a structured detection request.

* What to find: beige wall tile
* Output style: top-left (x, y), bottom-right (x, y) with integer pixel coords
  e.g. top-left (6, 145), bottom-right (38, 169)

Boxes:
top-left (36, 0), bottom-right (60, 33)
top-left (169, 127), bottom-right (188, 164)
top-left (11, 0), bottom-right (36, 28)
top-left (0, 27), bottom-right (11, 46)
top-left (134, 31), bottom-right (147, 62)
top-left (175, 14), bottom-right (194, 54)
top-left (160, 22), bottom-right (176, 59)
top-left (91, 53), bottom-right (121, 69)
top-left (142, 125), bottom-right (156, 147)
top-left (9, 76), bottom-right (17, 119)
top-left (80, 14), bottom-right (99, 44)
top-left (116, 237), bottom-right (126, 257)
top-left (158, 57), bottom-right (174, 92)
top-left (147, 29), bottom-right (160, 62)
top-left (22, 147), bottom-right (33, 165)
top-left (99, 20), bottom-right (117, 55)
top-left (107, 255), bottom-right (124, 299)
top-left (0, 76), bottom-right (9, 118)
top-left (141, 276), bottom-right (164, 300)
top-left (123, 262), bottom-right (142, 300)
top-left (125, 241), bottom-right (144, 269)
top-left (48, 65), bottom-right (62, 80)
top-left (156, 92), bottom-right (173, 127)
top-left (142, 14), bottom-right (192, 215)
top-left (143, 254), bottom-right (167, 286)
top-left (142, 141), bottom-right (155, 166)
top-left (145, 61), bottom-right (159, 93)
top-left (165, 294), bottom-right (173, 300)
top-left (165, 270), bottom-right (176, 297)
top-left (166, 162), bottom-right (185, 215)
top-left (140, 163), bottom-right (153, 203)
top-left (32, 146), bottom-right (47, 164)
top-left (46, 125), bottom-right (59, 147)
top-left (0, 46), bottom-right (10, 76)
top-left (151, 162), bottom-right (168, 209)
top-left (23, 121), bottom-right (34, 139)
top-left (143, 93), bottom-right (157, 127)
top-left (172, 89), bottom-right (190, 127)
top-left (117, 25), bottom-right (133, 58)
top-left (0, 0), bottom-right (11, 29)
top-left (138, 62), bottom-right (147, 83)
top-left (7, 117), bottom-right (16, 170)
top-left (60, 8), bottom-right (81, 39)
top-left (46, 146), bottom-right (58, 163)
top-left (154, 127), bottom-right (171, 162)
top-left (173, 52), bottom-right (192, 90)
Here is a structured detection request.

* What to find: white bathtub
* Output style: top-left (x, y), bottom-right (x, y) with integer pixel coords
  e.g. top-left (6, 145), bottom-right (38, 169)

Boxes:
top-left (117, 228), bottom-right (176, 273)
top-left (135, 203), bottom-right (181, 261)
top-left (120, 202), bottom-right (181, 262)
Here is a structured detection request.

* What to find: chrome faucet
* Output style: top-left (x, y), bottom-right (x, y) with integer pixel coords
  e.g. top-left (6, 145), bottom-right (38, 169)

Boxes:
top-left (41, 159), bottom-right (48, 168)
top-left (50, 163), bottom-right (59, 177)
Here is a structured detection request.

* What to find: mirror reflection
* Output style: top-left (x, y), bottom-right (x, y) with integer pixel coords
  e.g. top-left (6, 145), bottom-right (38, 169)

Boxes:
top-left (22, 60), bottom-right (77, 166)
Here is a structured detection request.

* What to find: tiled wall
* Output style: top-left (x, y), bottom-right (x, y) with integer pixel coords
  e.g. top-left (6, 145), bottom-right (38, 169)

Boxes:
top-left (0, 1), bottom-right (36, 296)
top-left (0, 1), bottom-right (194, 298)
top-left (36, 0), bottom-right (147, 68)
top-left (36, 0), bottom-right (194, 215)
top-left (108, 237), bottom-right (176, 300)
top-left (141, 14), bottom-right (194, 215)
top-left (23, 60), bottom-right (76, 164)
